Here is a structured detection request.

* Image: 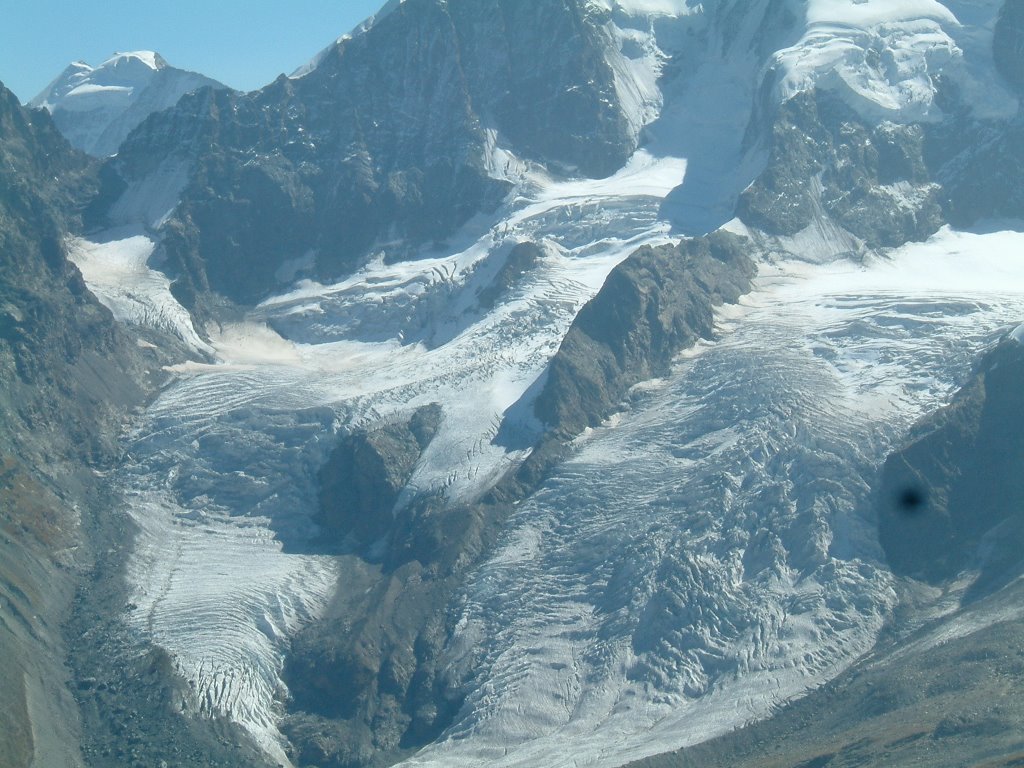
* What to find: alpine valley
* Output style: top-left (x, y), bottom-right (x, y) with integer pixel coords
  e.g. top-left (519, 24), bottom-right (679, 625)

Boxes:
top-left (2, 1), bottom-right (1024, 767)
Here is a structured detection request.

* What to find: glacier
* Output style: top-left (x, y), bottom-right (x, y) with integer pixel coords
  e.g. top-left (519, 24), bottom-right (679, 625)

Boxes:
top-left (395, 225), bottom-right (1024, 768)
top-left (58, 0), bottom-right (1024, 765)
top-left (70, 140), bottom-right (690, 762)
top-left (72, 186), bottom-right (1024, 768)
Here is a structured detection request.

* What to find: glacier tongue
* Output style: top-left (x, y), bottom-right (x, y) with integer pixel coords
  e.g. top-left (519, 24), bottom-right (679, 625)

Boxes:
top-left (395, 226), bottom-right (1024, 768)
top-left (106, 144), bottom-right (688, 763)
top-left (66, 229), bottom-right (212, 354)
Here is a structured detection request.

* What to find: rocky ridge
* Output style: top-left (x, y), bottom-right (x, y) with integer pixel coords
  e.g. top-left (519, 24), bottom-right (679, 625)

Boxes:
top-left (87, 0), bottom-right (642, 313)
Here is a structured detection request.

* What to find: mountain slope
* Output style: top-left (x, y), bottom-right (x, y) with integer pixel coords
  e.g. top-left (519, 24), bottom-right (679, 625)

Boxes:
top-left (0, 79), bottom-right (149, 768)
top-left (86, 0), bottom-right (647, 310)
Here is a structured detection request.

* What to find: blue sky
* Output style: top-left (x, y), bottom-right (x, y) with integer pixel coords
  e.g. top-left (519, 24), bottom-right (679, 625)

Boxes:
top-left (1, 1), bottom-right (386, 103)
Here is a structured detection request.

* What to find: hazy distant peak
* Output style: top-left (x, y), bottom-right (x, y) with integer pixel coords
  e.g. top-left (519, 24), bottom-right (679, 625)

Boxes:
top-left (29, 51), bottom-right (224, 156)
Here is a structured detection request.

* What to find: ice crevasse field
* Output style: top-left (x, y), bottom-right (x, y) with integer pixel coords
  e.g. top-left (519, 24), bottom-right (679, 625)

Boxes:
top-left (66, 0), bottom-right (1024, 765)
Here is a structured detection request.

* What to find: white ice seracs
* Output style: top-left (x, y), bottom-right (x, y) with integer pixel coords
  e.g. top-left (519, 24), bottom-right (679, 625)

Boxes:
top-left (771, 0), bottom-right (1017, 121)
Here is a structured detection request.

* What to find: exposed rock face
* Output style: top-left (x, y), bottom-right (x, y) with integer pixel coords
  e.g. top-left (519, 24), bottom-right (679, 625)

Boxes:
top-left (878, 336), bottom-right (1024, 584)
top-left (0, 81), bottom-right (149, 768)
top-left (283, 556), bottom-right (472, 768)
top-left (0, 90), bottom-right (144, 462)
top-left (30, 52), bottom-right (225, 157)
top-left (318, 404), bottom-right (443, 547)
top-left (937, 107), bottom-right (1024, 226)
top-left (994, 0), bottom-right (1024, 95)
top-left (286, 402), bottom-right (496, 767)
top-left (443, 0), bottom-right (633, 177)
top-left (475, 241), bottom-right (544, 311)
top-left (535, 231), bottom-right (756, 438)
top-left (91, 0), bottom-right (637, 309)
top-left (738, 89), bottom-right (943, 247)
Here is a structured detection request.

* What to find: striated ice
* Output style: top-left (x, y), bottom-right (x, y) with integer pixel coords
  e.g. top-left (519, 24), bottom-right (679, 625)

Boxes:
top-left (66, 228), bottom-right (212, 354)
top-left (395, 226), bottom-right (1024, 768)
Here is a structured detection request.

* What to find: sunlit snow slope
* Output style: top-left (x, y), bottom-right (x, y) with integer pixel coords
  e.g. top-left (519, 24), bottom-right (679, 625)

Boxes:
top-left (31, 52), bottom-right (224, 156)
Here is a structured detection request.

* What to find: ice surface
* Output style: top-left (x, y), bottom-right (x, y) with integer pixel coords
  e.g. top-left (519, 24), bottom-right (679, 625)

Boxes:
top-left (772, 0), bottom-right (1017, 121)
top-left (775, 4), bottom-right (957, 121)
top-left (393, 225), bottom-right (1024, 768)
top-left (107, 158), bottom-right (190, 229)
top-left (67, 228), bottom-right (211, 354)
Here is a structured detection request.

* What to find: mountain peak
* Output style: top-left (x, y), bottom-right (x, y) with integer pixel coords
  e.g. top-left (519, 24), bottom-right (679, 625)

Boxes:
top-left (29, 51), bottom-right (224, 156)
top-left (99, 50), bottom-right (168, 72)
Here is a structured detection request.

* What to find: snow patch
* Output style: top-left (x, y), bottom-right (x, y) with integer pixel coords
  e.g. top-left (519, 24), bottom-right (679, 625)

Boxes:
top-left (107, 158), bottom-right (190, 229)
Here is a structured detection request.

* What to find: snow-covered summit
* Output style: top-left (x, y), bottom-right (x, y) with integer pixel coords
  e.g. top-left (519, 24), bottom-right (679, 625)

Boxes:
top-left (31, 51), bottom-right (224, 157)
top-left (32, 52), bottom-right (167, 113)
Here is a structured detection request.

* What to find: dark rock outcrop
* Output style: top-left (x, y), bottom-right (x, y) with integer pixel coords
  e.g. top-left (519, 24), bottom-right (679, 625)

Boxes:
top-left (738, 90), bottom-right (943, 246)
top-left (930, 0), bottom-right (1024, 226)
top-left (476, 240), bottom-right (545, 310)
top-left (283, 553), bottom-right (473, 768)
top-left (994, 0), bottom-right (1024, 95)
top-left (535, 231), bottom-right (756, 438)
top-left (878, 336), bottom-right (1024, 584)
top-left (318, 404), bottom-right (443, 548)
top-left (937, 113), bottom-right (1024, 226)
top-left (445, 0), bottom-right (633, 177)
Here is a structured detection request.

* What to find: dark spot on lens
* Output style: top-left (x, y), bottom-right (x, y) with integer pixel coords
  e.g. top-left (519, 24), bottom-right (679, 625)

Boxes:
top-left (896, 485), bottom-right (927, 516)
